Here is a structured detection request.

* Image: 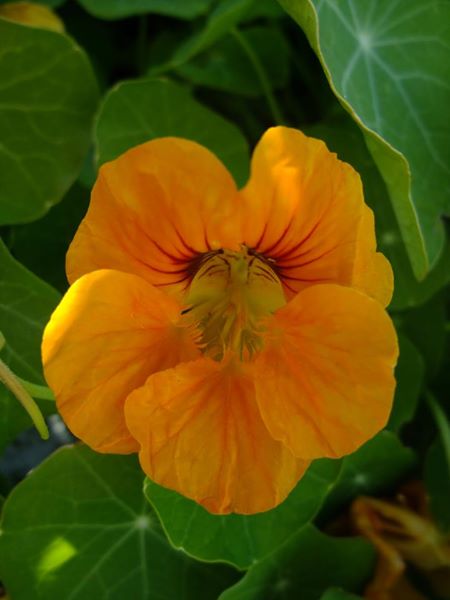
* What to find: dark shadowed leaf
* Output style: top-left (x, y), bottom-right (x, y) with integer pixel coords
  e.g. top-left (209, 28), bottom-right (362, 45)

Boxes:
top-left (425, 438), bottom-right (450, 534)
top-left (77, 0), bottom-right (214, 20)
top-left (387, 335), bottom-right (424, 432)
top-left (9, 183), bottom-right (89, 293)
top-left (176, 26), bottom-right (290, 96)
top-left (219, 525), bottom-right (375, 600)
top-left (320, 431), bottom-right (416, 520)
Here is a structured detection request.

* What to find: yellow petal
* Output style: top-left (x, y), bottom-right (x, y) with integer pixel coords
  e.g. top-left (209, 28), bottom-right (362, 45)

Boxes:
top-left (42, 270), bottom-right (200, 453)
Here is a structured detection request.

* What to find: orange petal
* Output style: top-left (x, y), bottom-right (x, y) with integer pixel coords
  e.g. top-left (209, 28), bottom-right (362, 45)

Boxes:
top-left (125, 357), bottom-right (308, 514)
top-left (352, 206), bottom-right (394, 307)
top-left (67, 138), bottom-right (241, 293)
top-left (42, 270), bottom-right (200, 453)
top-left (254, 284), bottom-right (398, 460)
top-left (240, 127), bottom-right (387, 301)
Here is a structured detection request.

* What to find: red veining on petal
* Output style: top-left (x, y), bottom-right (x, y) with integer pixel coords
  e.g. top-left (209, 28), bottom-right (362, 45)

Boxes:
top-left (271, 219), bottom-right (322, 261)
top-left (151, 238), bottom-right (193, 263)
top-left (172, 223), bottom-right (199, 257)
top-left (259, 212), bottom-right (296, 257)
top-left (253, 222), bottom-right (268, 251)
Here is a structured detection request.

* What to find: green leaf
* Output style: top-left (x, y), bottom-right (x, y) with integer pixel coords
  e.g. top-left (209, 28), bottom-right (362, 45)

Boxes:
top-left (278, 0), bottom-right (450, 279)
top-left (96, 77), bottom-right (250, 186)
top-left (0, 18), bottom-right (99, 225)
top-left (320, 589), bottom-right (363, 600)
top-left (144, 459), bottom-right (340, 570)
top-left (0, 240), bottom-right (59, 452)
top-left (9, 183), bottom-right (89, 293)
top-left (219, 525), bottom-right (375, 600)
top-left (426, 393), bottom-right (450, 472)
top-left (425, 438), bottom-right (450, 534)
top-left (320, 431), bottom-right (416, 520)
top-left (163, 0), bottom-right (255, 68)
top-left (0, 445), bottom-right (239, 599)
top-left (244, 0), bottom-right (285, 20)
top-left (0, 240), bottom-right (59, 382)
top-left (387, 335), bottom-right (424, 431)
top-left (388, 233), bottom-right (450, 312)
top-left (401, 295), bottom-right (447, 378)
top-left (306, 114), bottom-right (450, 311)
top-left (176, 26), bottom-right (290, 97)
top-left (77, 0), bottom-right (214, 20)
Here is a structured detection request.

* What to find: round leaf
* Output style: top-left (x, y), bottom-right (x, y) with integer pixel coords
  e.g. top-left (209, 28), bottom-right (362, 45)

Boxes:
top-left (0, 445), bottom-right (239, 599)
top-left (0, 18), bottom-right (99, 224)
top-left (219, 525), bottom-right (375, 600)
top-left (279, 0), bottom-right (450, 278)
top-left (144, 459), bottom-right (341, 569)
top-left (96, 77), bottom-right (249, 185)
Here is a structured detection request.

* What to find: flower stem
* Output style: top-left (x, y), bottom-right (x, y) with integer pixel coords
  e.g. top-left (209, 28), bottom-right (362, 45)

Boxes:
top-left (0, 358), bottom-right (49, 440)
top-left (17, 377), bottom-right (55, 401)
top-left (231, 27), bottom-right (285, 126)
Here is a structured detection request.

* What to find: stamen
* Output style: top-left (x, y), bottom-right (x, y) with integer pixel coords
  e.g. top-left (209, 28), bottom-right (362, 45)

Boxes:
top-left (181, 246), bottom-right (286, 361)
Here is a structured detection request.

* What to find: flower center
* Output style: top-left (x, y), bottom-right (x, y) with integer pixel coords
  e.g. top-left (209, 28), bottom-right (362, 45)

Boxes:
top-left (182, 246), bottom-right (286, 361)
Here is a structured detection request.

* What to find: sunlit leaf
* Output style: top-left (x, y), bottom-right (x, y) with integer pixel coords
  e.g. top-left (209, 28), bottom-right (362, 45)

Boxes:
top-left (144, 459), bottom-right (340, 569)
top-left (96, 77), bottom-right (249, 185)
top-left (0, 18), bottom-right (99, 224)
top-left (0, 445), bottom-right (239, 599)
top-left (279, 0), bottom-right (450, 278)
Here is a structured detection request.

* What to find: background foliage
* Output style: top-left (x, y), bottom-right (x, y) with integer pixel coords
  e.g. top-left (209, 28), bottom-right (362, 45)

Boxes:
top-left (0, 0), bottom-right (449, 598)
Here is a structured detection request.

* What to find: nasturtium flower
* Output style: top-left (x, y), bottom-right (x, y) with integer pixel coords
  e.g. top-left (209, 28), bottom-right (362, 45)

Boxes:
top-left (42, 127), bottom-right (398, 514)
